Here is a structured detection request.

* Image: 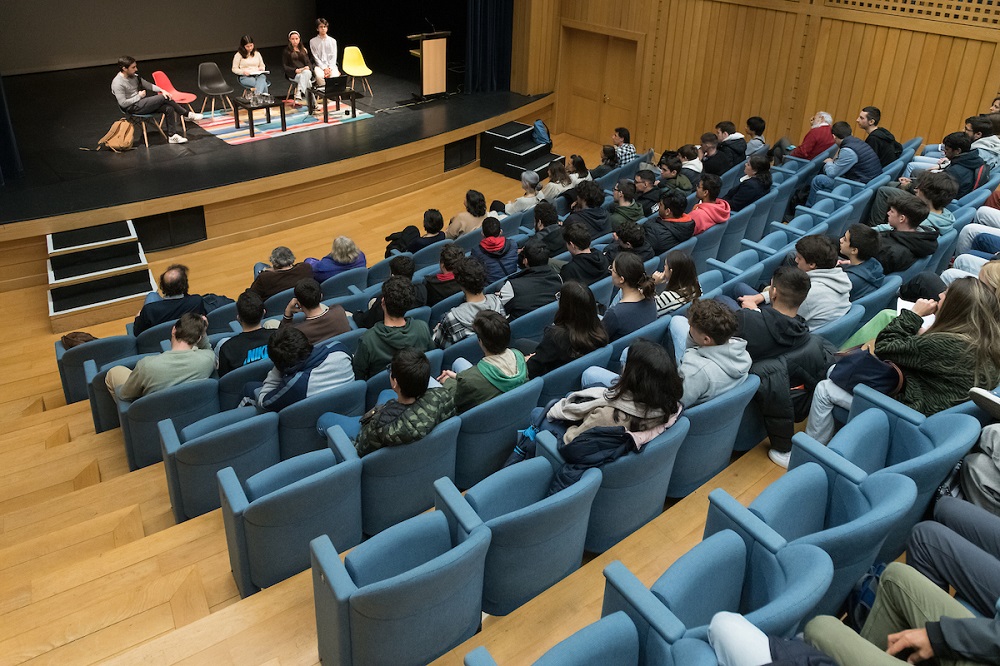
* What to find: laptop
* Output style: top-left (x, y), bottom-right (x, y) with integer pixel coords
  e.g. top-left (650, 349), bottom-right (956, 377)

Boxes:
top-left (323, 76), bottom-right (349, 94)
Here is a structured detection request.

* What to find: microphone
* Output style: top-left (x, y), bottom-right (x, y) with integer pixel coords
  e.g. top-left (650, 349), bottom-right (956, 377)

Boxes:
top-left (425, 17), bottom-right (437, 32)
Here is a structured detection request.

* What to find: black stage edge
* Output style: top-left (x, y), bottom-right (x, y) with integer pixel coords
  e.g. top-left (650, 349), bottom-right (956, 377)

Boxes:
top-left (0, 49), bottom-right (544, 225)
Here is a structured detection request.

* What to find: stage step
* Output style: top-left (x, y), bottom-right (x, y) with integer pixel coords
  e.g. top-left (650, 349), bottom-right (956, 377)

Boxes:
top-left (46, 219), bottom-right (155, 334)
top-left (480, 121), bottom-right (562, 181)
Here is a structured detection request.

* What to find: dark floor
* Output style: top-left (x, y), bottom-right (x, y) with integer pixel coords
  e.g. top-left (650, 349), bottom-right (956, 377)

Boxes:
top-left (0, 50), bottom-right (542, 224)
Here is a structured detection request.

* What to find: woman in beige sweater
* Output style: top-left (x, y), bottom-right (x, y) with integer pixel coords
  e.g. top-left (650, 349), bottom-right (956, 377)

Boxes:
top-left (232, 35), bottom-right (270, 95)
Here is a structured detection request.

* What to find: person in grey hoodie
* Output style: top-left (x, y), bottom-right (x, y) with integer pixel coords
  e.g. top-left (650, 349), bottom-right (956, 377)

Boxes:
top-left (738, 236), bottom-right (852, 331)
top-left (257, 326), bottom-right (355, 412)
top-left (675, 300), bottom-right (752, 408)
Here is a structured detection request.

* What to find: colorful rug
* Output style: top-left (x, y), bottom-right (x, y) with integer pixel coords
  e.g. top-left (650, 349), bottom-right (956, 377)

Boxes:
top-left (194, 103), bottom-right (373, 146)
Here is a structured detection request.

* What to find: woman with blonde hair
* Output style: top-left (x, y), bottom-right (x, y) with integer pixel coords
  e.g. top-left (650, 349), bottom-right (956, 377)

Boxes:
top-left (806, 276), bottom-right (1000, 444)
top-left (305, 236), bottom-right (367, 281)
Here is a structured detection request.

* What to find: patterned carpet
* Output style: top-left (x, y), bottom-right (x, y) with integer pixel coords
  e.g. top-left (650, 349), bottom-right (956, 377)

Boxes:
top-left (195, 102), bottom-right (374, 145)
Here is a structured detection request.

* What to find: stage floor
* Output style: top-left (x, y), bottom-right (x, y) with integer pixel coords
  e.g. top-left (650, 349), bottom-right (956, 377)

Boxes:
top-left (0, 50), bottom-right (543, 224)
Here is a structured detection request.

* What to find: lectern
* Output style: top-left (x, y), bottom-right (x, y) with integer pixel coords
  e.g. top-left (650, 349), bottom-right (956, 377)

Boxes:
top-left (408, 31), bottom-right (450, 98)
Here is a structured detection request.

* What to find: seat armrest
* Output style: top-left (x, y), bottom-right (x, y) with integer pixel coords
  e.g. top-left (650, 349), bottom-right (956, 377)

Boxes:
top-left (704, 489), bottom-right (786, 554)
top-left (536, 430), bottom-right (566, 470)
top-left (769, 221), bottom-right (808, 237)
top-left (706, 258), bottom-right (739, 277)
top-left (740, 239), bottom-right (778, 257)
top-left (793, 204), bottom-right (832, 219)
top-left (463, 646), bottom-right (499, 666)
top-left (324, 425), bottom-right (361, 464)
top-left (433, 477), bottom-right (485, 543)
top-left (834, 176), bottom-right (863, 188)
top-left (602, 560), bottom-right (686, 644)
top-left (790, 432), bottom-right (867, 485)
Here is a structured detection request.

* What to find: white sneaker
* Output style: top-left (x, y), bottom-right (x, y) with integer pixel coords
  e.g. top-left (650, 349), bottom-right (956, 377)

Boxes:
top-left (970, 387), bottom-right (1000, 420)
top-left (187, 112), bottom-right (204, 121)
top-left (168, 134), bottom-right (188, 144)
top-left (768, 449), bottom-right (791, 469)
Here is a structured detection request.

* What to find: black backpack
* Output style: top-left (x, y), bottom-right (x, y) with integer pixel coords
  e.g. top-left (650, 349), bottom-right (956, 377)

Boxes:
top-left (384, 225), bottom-right (421, 258)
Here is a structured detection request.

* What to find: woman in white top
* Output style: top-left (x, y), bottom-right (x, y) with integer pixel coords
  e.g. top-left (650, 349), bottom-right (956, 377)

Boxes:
top-left (567, 154), bottom-right (594, 185)
top-left (233, 35), bottom-right (270, 95)
top-left (496, 170), bottom-right (542, 216)
top-left (539, 162), bottom-right (573, 202)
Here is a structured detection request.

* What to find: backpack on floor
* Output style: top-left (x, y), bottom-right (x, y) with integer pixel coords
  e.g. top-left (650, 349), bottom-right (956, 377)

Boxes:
top-left (532, 119), bottom-right (551, 146)
top-left (96, 119), bottom-right (135, 152)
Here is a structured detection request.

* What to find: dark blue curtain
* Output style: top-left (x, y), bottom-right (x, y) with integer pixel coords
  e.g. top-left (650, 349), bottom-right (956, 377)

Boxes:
top-left (0, 74), bottom-right (24, 185)
top-left (465, 0), bottom-right (513, 93)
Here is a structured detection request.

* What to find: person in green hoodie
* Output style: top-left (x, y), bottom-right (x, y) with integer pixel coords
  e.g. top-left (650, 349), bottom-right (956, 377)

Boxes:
top-left (352, 276), bottom-right (433, 380)
top-left (437, 309), bottom-right (528, 413)
top-left (608, 178), bottom-right (645, 233)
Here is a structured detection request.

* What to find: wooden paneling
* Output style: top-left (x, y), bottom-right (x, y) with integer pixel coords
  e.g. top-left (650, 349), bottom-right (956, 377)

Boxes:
top-left (511, 0), bottom-right (561, 95)
top-left (515, 0), bottom-right (1000, 155)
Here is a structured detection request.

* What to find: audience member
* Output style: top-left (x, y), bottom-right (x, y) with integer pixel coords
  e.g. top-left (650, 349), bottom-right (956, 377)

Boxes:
top-left (744, 116), bottom-right (768, 157)
top-left (250, 246), bottom-right (314, 299)
top-left (106, 313), bottom-right (214, 400)
top-left (806, 120), bottom-right (882, 205)
top-left (559, 222), bottom-right (610, 286)
top-left (612, 126), bottom-right (637, 165)
top-left (715, 120), bottom-right (747, 170)
top-left (969, 113), bottom-right (1000, 169)
top-left (446, 190), bottom-right (488, 239)
top-left (540, 162), bottom-right (573, 202)
top-left (608, 178), bottom-right (644, 233)
top-left (790, 111), bottom-right (834, 159)
top-left (571, 152), bottom-right (599, 183)
top-left (256, 326), bottom-right (353, 412)
top-left (805, 277), bottom-right (1000, 444)
top-left (112, 56), bottom-right (201, 145)
top-left (690, 173), bottom-right (732, 234)
top-left (565, 180), bottom-right (611, 238)
top-left (133, 264), bottom-right (207, 335)
top-left (438, 310), bottom-right (528, 413)
top-left (905, 131), bottom-right (991, 198)
top-left (604, 218), bottom-right (655, 264)
top-left (305, 236), bottom-right (366, 282)
top-left (432, 259), bottom-right (506, 348)
top-left (722, 154), bottom-right (771, 212)
top-left (524, 281), bottom-right (607, 378)
top-left (216, 291), bottom-right (274, 376)
top-left (352, 276), bottom-right (433, 380)
top-left (493, 170), bottom-right (542, 217)
top-left (424, 243), bottom-right (466, 307)
top-left (319, 347), bottom-right (456, 457)
top-left (520, 201), bottom-right (564, 255)
top-left (652, 249), bottom-right (701, 316)
top-left (877, 193), bottom-right (939, 274)
top-left (498, 239), bottom-right (562, 320)
top-left (732, 265), bottom-right (812, 360)
top-left (469, 216), bottom-right (518, 284)
top-left (838, 223), bottom-right (885, 299)
top-left (406, 209), bottom-right (446, 253)
top-left (353, 255), bottom-right (428, 329)
top-left (867, 169), bottom-right (958, 232)
top-left (675, 299), bottom-right (751, 408)
top-left (602, 252), bottom-right (657, 341)
top-left (279, 278), bottom-right (350, 344)
top-left (646, 191), bottom-right (695, 254)
top-left (856, 105), bottom-right (902, 167)
top-left (700, 132), bottom-right (729, 177)
top-left (709, 612), bottom-right (835, 666)
top-left (634, 169), bottom-right (664, 215)
top-left (656, 154), bottom-right (695, 197)
top-left (678, 143), bottom-right (703, 186)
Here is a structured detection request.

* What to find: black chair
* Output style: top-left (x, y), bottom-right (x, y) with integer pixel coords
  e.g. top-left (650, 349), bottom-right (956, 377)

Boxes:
top-left (198, 62), bottom-right (234, 115)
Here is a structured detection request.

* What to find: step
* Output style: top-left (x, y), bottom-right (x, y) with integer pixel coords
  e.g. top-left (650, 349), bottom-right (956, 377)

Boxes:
top-left (48, 269), bottom-right (155, 334)
top-left (504, 151), bottom-right (564, 180)
top-left (492, 136), bottom-right (552, 159)
top-left (47, 220), bottom-right (137, 257)
top-left (483, 121), bottom-right (532, 142)
top-left (48, 240), bottom-right (149, 288)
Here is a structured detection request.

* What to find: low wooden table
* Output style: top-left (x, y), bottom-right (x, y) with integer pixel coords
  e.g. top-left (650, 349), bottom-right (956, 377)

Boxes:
top-left (232, 96), bottom-right (287, 138)
top-left (309, 86), bottom-right (360, 123)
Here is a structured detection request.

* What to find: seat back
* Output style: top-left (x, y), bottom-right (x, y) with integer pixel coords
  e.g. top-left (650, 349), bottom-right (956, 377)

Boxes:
top-left (135, 320), bottom-right (176, 354)
top-left (742, 188), bottom-right (778, 244)
top-left (56, 335), bottom-right (138, 404)
top-left (241, 449), bottom-right (363, 593)
top-left (508, 301), bottom-right (559, 344)
top-left (717, 203), bottom-right (756, 261)
top-left (206, 302), bottom-right (238, 335)
top-left (218, 359), bottom-right (274, 411)
top-left (410, 238), bottom-right (452, 270)
top-left (277, 380), bottom-right (367, 459)
top-left (162, 409), bottom-right (280, 521)
top-left (429, 290), bottom-right (468, 327)
top-left (538, 346), bottom-right (614, 407)
top-left (584, 417), bottom-right (690, 552)
top-left (853, 274), bottom-right (902, 325)
top-left (928, 227), bottom-right (958, 276)
top-left (691, 222), bottom-right (728, 273)
top-left (320, 267), bottom-right (369, 300)
top-left (361, 416), bottom-right (461, 535)
top-left (589, 276), bottom-right (614, 310)
top-left (263, 288), bottom-right (295, 318)
top-left (121, 378), bottom-right (221, 470)
top-left (608, 316), bottom-right (673, 374)
top-left (813, 303), bottom-right (865, 348)
top-left (455, 378), bottom-right (545, 489)
top-left (667, 376), bottom-right (760, 498)
top-left (765, 175), bottom-right (800, 231)
top-left (367, 254), bottom-right (406, 287)
top-left (342, 45), bottom-right (371, 74)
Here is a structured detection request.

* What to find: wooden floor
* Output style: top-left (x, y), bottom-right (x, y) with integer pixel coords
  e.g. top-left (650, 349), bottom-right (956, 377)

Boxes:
top-left (0, 133), bottom-right (783, 665)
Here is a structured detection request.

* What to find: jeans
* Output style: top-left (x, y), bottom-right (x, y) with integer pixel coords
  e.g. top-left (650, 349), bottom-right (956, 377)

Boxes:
top-left (707, 612), bottom-right (775, 666)
top-left (975, 204), bottom-right (1000, 230)
top-left (804, 375), bottom-right (854, 444)
top-left (942, 254), bottom-right (989, 284)
top-left (239, 74), bottom-right (270, 94)
top-left (126, 94), bottom-right (187, 135)
top-left (957, 222), bottom-right (1000, 255)
top-left (316, 412), bottom-right (362, 440)
top-left (806, 173), bottom-right (836, 206)
top-left (902, 155), bottom-right (942, 178)
top-left (291, 70), bottom-right (313, 98)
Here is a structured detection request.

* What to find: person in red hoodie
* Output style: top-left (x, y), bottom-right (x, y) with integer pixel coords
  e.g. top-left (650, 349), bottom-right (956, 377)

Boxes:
top-left (469, 217), bottom-right (519, 285)
top-left (790, 111), bottom-right (835, 160)
top-left (689, 173), bottom-right (731, 235)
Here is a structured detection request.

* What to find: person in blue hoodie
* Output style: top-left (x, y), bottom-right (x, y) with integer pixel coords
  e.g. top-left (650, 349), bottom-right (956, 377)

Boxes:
top-left (839, 223), bottom-right (885, 299)
top-left (256, 326), bottom-right (354, 412)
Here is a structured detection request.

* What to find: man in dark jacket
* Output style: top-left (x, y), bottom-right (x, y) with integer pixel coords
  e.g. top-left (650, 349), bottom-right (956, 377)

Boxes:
top-left (941, 131), bottom-right (992, 199)
top-left (857, 106), bottom-right (902, 167)
top-left (353, 255), bottom-right (428, 329)
top-left (878, 194), bottom-right (939, 274)
top-left (645, 191), bottom-right (695, 254)
top-left (559, 222), bottom-right (610, 286)
top-left (634, 169), bottom-right (664, 215)
top-left (807, 121), bottom-right (883, 205)
top-left (839, 223), bottom-right (885, 299)
top-left (700, 133), bottom-right (730, 177)
top-left (519, 201), bottom-right (564, 255)
top-left (498, 240), bottom-right (561, 320)
top-left (715, 120), bottom-right (748, 170)
top-left (134, 264), bottom-right (207, 335)
top-left (352, 276), bottom-right (433, 380)
top-left (564, 180), bottom-right (611, 240)
top-left (603, 219), bottom-right (655, 264)
top-left (734, 265), bottom-right (812, 361)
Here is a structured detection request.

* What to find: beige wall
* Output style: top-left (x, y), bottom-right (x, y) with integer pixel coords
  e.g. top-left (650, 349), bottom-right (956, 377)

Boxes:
top-left (512, 0), bottom-right (1000, 152)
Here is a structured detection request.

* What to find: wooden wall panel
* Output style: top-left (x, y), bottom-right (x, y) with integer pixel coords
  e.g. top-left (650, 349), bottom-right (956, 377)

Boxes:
top-left (511, 0), bottom-right (561, 95)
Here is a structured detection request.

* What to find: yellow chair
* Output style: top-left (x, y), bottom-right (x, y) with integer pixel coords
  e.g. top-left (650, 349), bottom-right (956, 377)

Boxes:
top-left (342, 46), bottom-right (374, 98)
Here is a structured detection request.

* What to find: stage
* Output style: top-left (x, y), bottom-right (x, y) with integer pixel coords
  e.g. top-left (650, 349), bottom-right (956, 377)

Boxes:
top-left (0, 49), bottom-right (546, 226)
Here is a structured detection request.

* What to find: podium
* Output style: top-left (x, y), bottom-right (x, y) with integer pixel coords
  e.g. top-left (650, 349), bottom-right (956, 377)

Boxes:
top-left (408, 31), bottom-right (450, 98)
